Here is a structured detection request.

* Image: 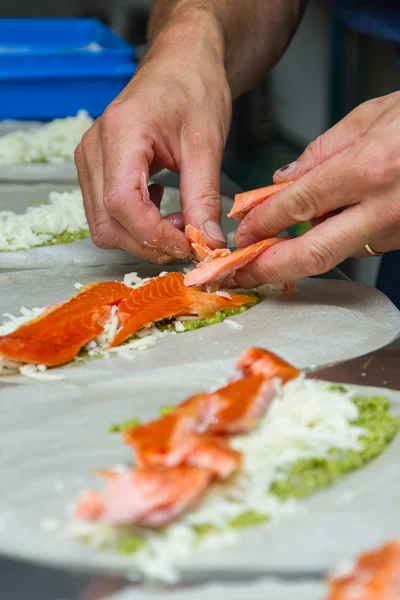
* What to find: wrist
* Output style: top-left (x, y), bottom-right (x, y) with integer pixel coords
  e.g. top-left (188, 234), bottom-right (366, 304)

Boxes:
top-left (145, 8), bottom-right (226, 73)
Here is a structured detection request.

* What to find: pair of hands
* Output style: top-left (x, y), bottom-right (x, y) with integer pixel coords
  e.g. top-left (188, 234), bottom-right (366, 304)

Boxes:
top-left (75, 47), bottom-right (400, 285)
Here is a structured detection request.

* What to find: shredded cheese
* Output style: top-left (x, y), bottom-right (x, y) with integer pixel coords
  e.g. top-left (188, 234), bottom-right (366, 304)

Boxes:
top-left (0, 189), bottom-right (88, 252)
top-left (0, 111), bottom-right (93, 165)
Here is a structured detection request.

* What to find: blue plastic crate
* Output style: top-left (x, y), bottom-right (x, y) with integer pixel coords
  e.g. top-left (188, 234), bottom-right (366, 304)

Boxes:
top-left (0, 18), bottom-right (137, 120)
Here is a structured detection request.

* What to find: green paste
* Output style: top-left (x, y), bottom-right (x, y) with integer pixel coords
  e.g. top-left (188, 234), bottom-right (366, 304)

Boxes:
top-left (159, 292), bottom-right (260, 333)
top-left (1, 228), bottom-right (90, 253)
top-left (38, 228), bottom-right (90, 247)
top-left (108, 416), bottom-right (142, 434)
top-left (114, 390), bottom-right (399, 554)
top-left (269, 394), bottom-right (399, 501)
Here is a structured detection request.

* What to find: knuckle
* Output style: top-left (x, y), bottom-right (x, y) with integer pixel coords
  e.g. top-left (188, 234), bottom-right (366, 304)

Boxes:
top-left (353, 138), bottom-right (396, 187)
top-left (101, 105), bottom-right (119, 129)
top-left (103, 188), bottom-right (127, 218)
top-left (281, 187), bottom-right (319, 223)
top-left (374, 200), bottom-right (400, 232)
top-left (80, 128), bottom-right (95, 153)
top-left (74, 143), bottom-right (83, 166)
top-left (302, 136), bottom-right (324, 167)
top-left (299, 238), bottom-right (337, 275)
top-left (92, 221), bottom-right (117, 249)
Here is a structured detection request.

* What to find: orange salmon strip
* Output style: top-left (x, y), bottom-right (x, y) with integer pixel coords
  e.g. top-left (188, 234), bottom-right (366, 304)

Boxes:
top-left (0, 282), bottom-right (130, 367)
top-left (184, 237), bottom-right (287, 290)
top-left (327, 541), bottom-right (400, 600)
top-left (236, 347), bottom-right (301, 383)
top-left (75, 347), bottom-right (301, 528)
top-left (111, 272), bottom-right (254, 348)
top-left (228, 182), bottom-right (293, 221)
top-left (75, 467), bottom-right (212, 527)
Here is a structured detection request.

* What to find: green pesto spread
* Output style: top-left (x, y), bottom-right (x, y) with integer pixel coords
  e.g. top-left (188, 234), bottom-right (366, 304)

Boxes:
top-left (38, 228), bottom-right (90, 247)
top-left (1, 228), bottom-right (90, 252)
top-left (108, 416), bottom-right (142, 434)
top-left (269, 394), bottom-right (399, 501)
top-left (118, 533), bottom-right (147, 555)
top-left (159, 405), bottom-right (175, 417)
top-left (159, 292), bottom-right (260, 333)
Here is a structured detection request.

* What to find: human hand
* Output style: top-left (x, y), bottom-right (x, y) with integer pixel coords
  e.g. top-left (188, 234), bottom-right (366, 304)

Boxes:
top-left (75, 16), bottom-right (231, 263)
top-left (233, 92), bottom-right (400, 286)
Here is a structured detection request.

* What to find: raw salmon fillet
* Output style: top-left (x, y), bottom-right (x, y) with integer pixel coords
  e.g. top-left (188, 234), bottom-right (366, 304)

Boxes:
top-left (74, 346), bottom-right (302, 529)
top-left (75, 467), bottom-right (212, 527)
top-left (111, 272), bottom-right (254, 347)
top-left (0, 282), bottom-right (130, 367)
top-left (184, 237), bottom-right (286, 291)
top-left (196, 374), bottom-right (275, 435)
top-left (236, 347), bottom-right (300, 383)
top-left (228, 182), bottom-right (293, 220)
top-left (124, 413), bottom-right (241, 479)
top-left (327, 541), bottom-right (400, 600)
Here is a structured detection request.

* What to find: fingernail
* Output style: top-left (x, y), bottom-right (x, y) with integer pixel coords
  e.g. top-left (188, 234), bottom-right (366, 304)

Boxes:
top-left (275, 161), bottom-right (297, 178)
top-left (204, 220), bottom-right (226, 242)
top-left (235, 233), bottom-right (258, 248)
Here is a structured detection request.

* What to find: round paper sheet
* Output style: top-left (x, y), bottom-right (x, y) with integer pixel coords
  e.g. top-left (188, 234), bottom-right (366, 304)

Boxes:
top-left (0, 184), bottom-right (235, 270)
top-left (0, 265), bottom-right (399, 377)
top-left (0, 262), bottom-right (400, 579)
top-left (0, 369), bottom-right (399, 582)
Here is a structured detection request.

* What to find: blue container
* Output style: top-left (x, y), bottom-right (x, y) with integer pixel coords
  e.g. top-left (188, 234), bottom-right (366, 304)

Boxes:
top-left (0, 18), bottom-right (136, 120)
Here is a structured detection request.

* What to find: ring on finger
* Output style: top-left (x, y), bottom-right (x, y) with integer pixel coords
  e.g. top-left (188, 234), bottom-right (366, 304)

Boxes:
top-left (364, 243), bottom-right (384, 257)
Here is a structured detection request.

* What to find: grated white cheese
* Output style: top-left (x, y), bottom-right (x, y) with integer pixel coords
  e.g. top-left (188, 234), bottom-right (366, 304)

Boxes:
top-left (0, 110), bottom-right (93, 165)
top-left (0, 306), bottom-right (46, 335)
top-left (0, 189), bottom-right (88, 252)
top-left (174, 321), bottom-right (186, 333)
top-left (123, 272), bottom-right (145, 289)
top-left (18, 364), bottom-right (65, 381)
top-left (68, 378), bottom-right (366, 581)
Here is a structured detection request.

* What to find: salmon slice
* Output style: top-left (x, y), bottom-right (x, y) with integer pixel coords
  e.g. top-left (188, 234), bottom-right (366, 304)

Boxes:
top-left (75, 467), bottom-right (212, 527)
top-left (228, 182), bottom-right (293, 220)
top-left (327, 541), bottom-right (400, 600)
top-left (186, 224), bottom-right (230, 262)
top-left (236, 347), bottom-right (300, 383)
top-left (0, 282), bottom-right (130, 367)
top-left (110, 272), bottom-right (254, 348)
top-left (124, 413), bottom-right (241, 479)
top-left (124, 413), bottom-right (196, 469)
top-left (184, 237), bottom-right (287, 291)
top-left (196, 374), bottom-right (275, 435)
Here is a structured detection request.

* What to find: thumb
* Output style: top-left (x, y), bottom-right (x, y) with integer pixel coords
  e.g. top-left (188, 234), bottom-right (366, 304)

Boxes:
top-left (273, 99), bottom-right (379, 183)
top-left (179, 134), bottom-right (226, 249)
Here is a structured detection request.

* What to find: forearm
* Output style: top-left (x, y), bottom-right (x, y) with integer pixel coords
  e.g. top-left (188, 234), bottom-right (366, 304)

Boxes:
top-left (148, 0), bottom-right (306, 98)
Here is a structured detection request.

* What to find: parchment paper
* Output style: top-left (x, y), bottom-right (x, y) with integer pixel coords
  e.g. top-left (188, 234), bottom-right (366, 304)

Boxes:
top-left (99, 579), bottom-right (325, 600)
top-left (0, 264), bottom-right (399, 385)
top-left (0, 184), bottom-right (236, 270)
top-left (0, 371), bottom-right (399, 582)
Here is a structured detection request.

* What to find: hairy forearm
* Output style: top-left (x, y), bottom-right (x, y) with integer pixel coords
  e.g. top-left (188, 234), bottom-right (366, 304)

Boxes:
top-left (148, 0), bottom-right (306, 98)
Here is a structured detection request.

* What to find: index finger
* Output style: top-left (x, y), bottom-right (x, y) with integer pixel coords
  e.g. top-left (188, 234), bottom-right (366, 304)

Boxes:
top-left (234, 145), bottom-right (367, 248)
top-left (234, 203), bottom-right (374, 287)
top-left (101, 115), bottom-right (191, 260)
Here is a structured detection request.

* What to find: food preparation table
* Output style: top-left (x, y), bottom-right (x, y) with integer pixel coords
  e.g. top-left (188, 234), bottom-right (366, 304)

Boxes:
top-left (1, 172), bottom-right (398, 600)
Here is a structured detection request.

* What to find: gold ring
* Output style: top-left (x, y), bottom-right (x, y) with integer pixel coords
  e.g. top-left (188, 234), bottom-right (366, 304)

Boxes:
top-left (364, 243), bottom-right (384, 257)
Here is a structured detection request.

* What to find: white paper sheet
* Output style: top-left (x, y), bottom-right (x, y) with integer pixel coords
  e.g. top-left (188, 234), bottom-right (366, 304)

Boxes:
top-left (0, 184), bottom-right (235, 269)
top-left (0, 371), bottom-right (398, 583)
top-left (95, 578), bottom-right (325, 600)
top-left (0, 265), bottom-right (399, 382)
